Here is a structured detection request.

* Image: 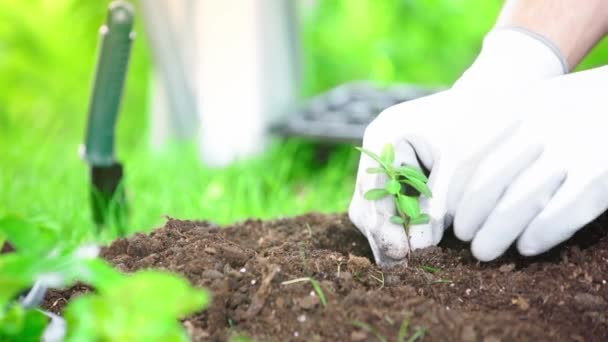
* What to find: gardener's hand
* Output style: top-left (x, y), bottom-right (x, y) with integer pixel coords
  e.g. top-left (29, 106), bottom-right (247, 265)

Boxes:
top-left (349, 28), bottom-right (566, 268)
top-left (447, 65), bottom-right (608, 261)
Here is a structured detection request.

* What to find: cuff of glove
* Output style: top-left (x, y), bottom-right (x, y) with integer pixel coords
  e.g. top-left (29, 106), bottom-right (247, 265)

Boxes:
top-left (454, 26), bottom-right (568, 88)
top-left (498, 26), bottom-right (569, 73)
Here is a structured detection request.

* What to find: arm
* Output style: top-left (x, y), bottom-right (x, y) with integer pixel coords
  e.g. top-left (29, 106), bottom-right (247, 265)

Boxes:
top-left (454, 0), bottom-right (608, 88)
top-left (496, 0), bottom-right (608, 69)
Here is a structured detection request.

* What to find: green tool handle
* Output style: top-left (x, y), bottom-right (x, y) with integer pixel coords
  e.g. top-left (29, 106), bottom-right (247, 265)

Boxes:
top-left (84, 1), bottom-right (134, 167)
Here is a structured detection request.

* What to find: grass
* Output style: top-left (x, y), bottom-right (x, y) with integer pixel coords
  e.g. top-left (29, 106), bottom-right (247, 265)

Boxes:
top-left (352, 314), bottom-right (425, 342)
top-left (0, 0), bottom-right (360, 244)
top-left (0, 131), bottom-right (358, 241)
top-left (281, 277), bottom-right (328, 309)
top-left (420, 265), bottom-right (440, 274)
top-left (2, 0), bottom-right (608, 246)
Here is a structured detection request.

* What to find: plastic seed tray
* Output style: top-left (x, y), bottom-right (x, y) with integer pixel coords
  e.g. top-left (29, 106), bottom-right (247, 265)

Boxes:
top-left (273, 81), bottom-right (442, 143)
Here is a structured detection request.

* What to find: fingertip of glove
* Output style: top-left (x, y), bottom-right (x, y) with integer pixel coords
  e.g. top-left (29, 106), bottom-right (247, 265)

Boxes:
top-left (516, 238), bottom-right (543, 257)
top-left (453, 216), bottom-right (476, 242)
top-left (471, 238), bottom-right (501, 262)
top-left (408, 224), bottom-right (434, 249)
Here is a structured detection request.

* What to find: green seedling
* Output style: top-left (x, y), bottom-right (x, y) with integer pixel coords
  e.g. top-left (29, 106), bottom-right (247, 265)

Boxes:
top-left (369, 270), bottom-right (385, 289)
top-left (352, 321), bottom-right (387, 342)
top-left (352, 314), bottom-right (425, 342)
top-left (280, 244), bottom-right (328, 308)
top-left (397, 314), bottom-right (426, 342)
top-left (420, 265), bottom-right (440, 274)
top-left (356, 144), bottom-right (432, 252)
top-left (280, 277), bottom-right (328, 308)
top-left (0, 215), bottom-right (209, 341)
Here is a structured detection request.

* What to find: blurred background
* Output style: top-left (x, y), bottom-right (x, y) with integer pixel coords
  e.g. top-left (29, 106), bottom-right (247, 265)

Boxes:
top-left (1, 0), bottom-right (607, 238)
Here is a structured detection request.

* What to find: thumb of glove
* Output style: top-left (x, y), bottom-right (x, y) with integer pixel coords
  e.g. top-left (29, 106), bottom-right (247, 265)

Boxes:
top-left (404, 136), bottom-right (452, 250)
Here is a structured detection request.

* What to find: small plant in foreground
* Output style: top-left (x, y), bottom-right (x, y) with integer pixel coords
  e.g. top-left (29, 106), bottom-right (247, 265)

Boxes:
top-left (0, 215), bottom-right (209, 341)
top-left (356, 144), bottom-right (432, 249)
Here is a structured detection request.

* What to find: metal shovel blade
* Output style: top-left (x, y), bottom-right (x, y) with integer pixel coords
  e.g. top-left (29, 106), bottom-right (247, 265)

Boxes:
top-left (90, 162), bottom-right (127, 231)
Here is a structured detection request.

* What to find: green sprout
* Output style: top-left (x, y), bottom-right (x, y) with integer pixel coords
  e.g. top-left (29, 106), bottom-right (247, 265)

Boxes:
top-left (356, 144), bottom-right (432, 248)
top-left (280, 277), bottom-right (328, 308)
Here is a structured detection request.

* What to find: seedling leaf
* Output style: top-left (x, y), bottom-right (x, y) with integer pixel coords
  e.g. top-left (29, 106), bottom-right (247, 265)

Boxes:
top-left (364, 189), bottom-right (390, 200)
top-left (420, 265), bottom-right (440, 273)
top-left (390, 216), bottom-right (405, 225)
top-left (385, 179), bottom-right (401, 194)
top-left (309, 278), bottom-right (327, 308)
top-left (409, 214), bottom-right (430, 225)
top-left (397, 195), bottom-right (420, 219)
top-left (380, 144), bottom-right (395, 165)
top-left (366, 167), bottom-right (385, 174)
top-left (396, 166), bottom-right (428, 182)
top-left (407, 328), bottom-right (426, 342)
top-left (357, 143), bottom-right (432, 256)
top-left (0, 304), bottom-right (48, 341)
top-left (397, 315), bottom-right (411, 342)
top-left (0, 216), bottom-right (59, 256)
top-left (64, 271), bottom-right (209, 341)
top-left (351, 321), bottom-right (387, 342)
top-left (403, 178), bottom-right (432, 198)
top-left (355, 147), bottom-right (387, 168)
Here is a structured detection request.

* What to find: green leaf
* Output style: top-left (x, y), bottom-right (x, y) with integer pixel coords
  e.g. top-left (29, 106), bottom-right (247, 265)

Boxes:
top-left (0, 251), bottom-right (121, 307)
top-left (409, 214), bottom-right (430, 225)
top-left (0, 215), bottom-right (59, 255)
top-left (385, 179), bottom-right (401, 194)
top-left (309, 278), bottom-right (327, 308)
top-left (380, 144), bottom-right (395, 165)
top-left (105, 271), bottom-right (210, 318)
top-left (420, 265), bottom-right (440, 273)
top-left (403, 179), bottom-right (432, 198)
top-left (366, 167), bottom-right (386, 174)
top-left (396, 166), bottom-right (428, 182)
top-left (407, 328), bottom-right (426, 342)
top-left (355, 147), bottom-right (385, 167)
top-left (0, 304), bottom-right (48, 341)
top-left (390, 216), bottom-right (405, 225)
top-left (64, 271), bottom-right (209, 342)
top-left (397, 314), bottom-right (411, 342)
top-left (397, 195), bottom-right (420, 219)
top-left (364, 188), bottom-right (390, 200)
top-left (352, 321), bottom-right (387, 342)
top-left (0, 254), bottom-right (45, 305)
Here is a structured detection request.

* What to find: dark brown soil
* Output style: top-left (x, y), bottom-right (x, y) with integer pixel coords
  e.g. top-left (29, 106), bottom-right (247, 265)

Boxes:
top-left (43, 213), bottom-right (608, 341)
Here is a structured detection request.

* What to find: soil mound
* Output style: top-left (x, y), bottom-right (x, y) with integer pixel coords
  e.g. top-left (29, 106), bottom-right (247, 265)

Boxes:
top-left (44, 213), bottom-right (608, 341)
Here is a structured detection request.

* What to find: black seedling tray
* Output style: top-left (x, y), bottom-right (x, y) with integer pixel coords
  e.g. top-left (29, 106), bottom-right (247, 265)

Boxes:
top-left (273, 81), bottom-right (442, 143)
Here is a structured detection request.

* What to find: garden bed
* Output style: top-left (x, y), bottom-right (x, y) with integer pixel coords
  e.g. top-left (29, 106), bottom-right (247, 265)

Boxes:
top-left (43, 213), bottom-right (607, 341)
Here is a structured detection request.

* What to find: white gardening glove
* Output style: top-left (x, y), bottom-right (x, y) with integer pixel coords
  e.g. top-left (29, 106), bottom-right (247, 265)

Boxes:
top-left (447, 65), bottom-right (608, 261)
top-left (349, 27), bottom-right (567, 268)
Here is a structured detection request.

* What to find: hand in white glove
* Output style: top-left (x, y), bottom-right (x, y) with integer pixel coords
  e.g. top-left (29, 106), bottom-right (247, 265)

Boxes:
top-left (448, 65), bottom-right (608, 261)
top-left (349, 28), bottom-right (567, 268)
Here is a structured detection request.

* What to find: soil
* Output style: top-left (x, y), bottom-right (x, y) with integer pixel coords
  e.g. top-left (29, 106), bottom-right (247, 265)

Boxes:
top-left (43, 213), bottom-right (608, 341)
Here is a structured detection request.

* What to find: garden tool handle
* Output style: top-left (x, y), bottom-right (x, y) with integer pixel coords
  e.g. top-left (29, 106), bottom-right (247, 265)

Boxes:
top-left (83, 1), bottom-right (135, 167)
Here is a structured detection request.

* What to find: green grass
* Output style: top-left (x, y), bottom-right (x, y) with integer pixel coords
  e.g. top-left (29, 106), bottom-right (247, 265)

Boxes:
top-left (2, 0), bottom-right (608, 243)
top-left (0, 0), bottom-right (361, 240)
top-left (0, 132), bottom-right (358, 238)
